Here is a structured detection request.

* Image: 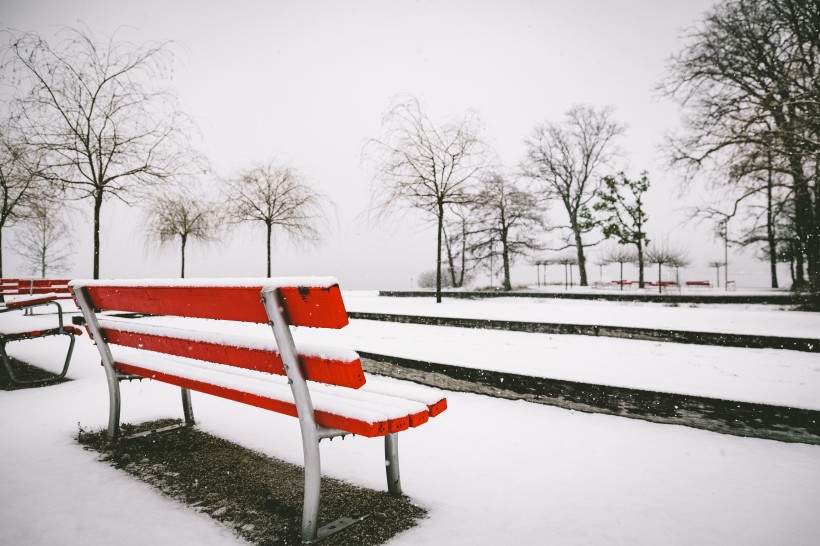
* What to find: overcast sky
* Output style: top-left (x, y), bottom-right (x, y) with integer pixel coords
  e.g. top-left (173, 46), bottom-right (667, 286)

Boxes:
top-left (4, 0), bottom-right (776, 289)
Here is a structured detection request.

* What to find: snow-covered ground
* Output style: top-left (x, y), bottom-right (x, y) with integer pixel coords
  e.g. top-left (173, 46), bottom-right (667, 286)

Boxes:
top-left (3, 297), bottom-right (820, 545)
top-left (343, 291), bottom-right (820, 338)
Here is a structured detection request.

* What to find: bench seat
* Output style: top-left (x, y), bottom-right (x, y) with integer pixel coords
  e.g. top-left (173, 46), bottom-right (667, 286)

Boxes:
top-left (0, 294), bottom-right (81, 384)
top-left (109, 345), bottom-right (438, 437)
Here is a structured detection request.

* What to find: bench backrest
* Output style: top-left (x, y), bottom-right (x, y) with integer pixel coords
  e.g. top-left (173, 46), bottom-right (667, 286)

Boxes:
top-left (70, 278), bottom-right (365, 388)
top-left (0, 278), bottom-right (72, 296)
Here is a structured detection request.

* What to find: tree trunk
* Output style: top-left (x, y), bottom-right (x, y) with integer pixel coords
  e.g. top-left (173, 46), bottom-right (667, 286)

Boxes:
top-left (180, 234), bottom-right (187, 278)
top-left (766, 159), bottom-right (779, 289)
top-left (636, 241), bottom-right (645, 289)
top-left (501, 230), bottom-right (511, 291)
top-left (572, 224), bottom-right (588, 286)
top-left (93, 192), bottom-right (104, 279)
top-left (789, 160), bottom-right (815, 292)
top-left (619, 261), bottom-right (624, 290)
top-left (657, 262), bottom-right (662, 294)
top-left (266, 222), bottom-right (272, 278)
top-left (443, 228), bottom-right (458, 288)
top-left (435, 203), bottom-right (444, 303)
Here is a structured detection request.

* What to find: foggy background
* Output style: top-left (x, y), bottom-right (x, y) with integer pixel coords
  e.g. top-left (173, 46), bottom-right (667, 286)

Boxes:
top-left (2, 0), bottom-right (787, 289)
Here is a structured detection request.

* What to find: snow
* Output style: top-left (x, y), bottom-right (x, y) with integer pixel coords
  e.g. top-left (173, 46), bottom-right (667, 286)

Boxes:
top-left (3, 296), bottom-right (820, 545)
top-left (296, 320), bottom-right (820, 411)
top-left (342, 292), bottom-right (820, 339)
top-left (70, 276), bottom-right (340, 289)
top-left (0, 311), bottom-right (72, 336)
top-left (109, 345), bottom-right (427, 424)
top-left (98, 317), bottom-right (359, 362)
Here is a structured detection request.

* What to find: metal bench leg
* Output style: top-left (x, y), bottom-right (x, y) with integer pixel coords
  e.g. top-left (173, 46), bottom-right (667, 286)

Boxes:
top-left (301, 437), bottom-right (322, 543)
top-left (0, 341), bottom-right (21, 383)
top-left (106, 374), bottom-right (122, 441)
top-left (55, 332), bottom-right (76, 381)
top-left (385, 433), bottom-right (402, 496)
top-left (0, 333), bottom-right (76, 385)
top-left (181, 388), bottom-right (195, 425)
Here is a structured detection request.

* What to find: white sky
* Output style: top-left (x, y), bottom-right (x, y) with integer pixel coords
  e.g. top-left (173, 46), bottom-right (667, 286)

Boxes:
top-left (5, 0), bottom-right (785, 289)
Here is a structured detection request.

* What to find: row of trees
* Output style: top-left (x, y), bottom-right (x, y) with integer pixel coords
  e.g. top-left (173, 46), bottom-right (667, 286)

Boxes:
top-left (365, 96), bottom-right (654, 300)
top-left (663, 0), bottom-right (820, 292)
top-left (1, 28), bottom-right (329, 279)
top-left (146, 161), bottom-right (329, 278)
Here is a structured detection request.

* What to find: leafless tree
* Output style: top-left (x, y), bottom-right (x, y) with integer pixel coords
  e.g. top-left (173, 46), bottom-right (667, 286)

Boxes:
top-left (364, 96), bottom-right (487, 303)
top-left (442, 204), bottom-right (478, 288)
top-left (470, 172), bottom-right (547, 291)
top-left (598, 244), bottom-right (637, 290)
top-left (645, 240), bottom-right (690, 293)
top-left (709, 260), bottom-right (726, 287)
top-left (662, 0), bottom-right (820, 292)
top-left (223, 160), bottom-right (330, 277)
top-left (522, 104), bottom-right (625, 286)
top-left (0, 121), bottom-right (44, 280)
top-left (1, 28), bottom-right (202, 278)
top-left (11, 198), bottom-right (73, 278)
top-left (144, 191), bottom-right (222, 278)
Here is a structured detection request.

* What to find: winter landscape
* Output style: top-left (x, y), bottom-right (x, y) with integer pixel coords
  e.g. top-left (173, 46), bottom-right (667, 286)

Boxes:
top-left (2, 0), bottom-right (820, 545)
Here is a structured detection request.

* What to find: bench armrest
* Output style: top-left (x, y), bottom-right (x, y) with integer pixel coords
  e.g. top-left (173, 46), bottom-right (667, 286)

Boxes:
top-left (1, 296), bottom-right (68, 332)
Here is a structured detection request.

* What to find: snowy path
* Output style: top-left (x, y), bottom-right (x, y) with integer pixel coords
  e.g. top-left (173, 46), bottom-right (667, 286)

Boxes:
top-left (2, 336), bottom-right (819, 545)
top-left (343, 292), bottom-right (820, 339)
top-left (293, 320), bottom-right (820, 411)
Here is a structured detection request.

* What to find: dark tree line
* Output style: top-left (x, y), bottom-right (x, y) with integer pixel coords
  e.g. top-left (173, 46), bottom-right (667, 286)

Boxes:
top-left (663, 0), bottom-right (820, 292)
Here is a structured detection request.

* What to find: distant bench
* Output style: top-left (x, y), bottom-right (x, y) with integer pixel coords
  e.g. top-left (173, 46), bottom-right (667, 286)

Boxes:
top-left (685, 280), bottom-right (711, 288)
top-left (70, 277), bottom-right (447, 544)
top-left (0, 293), bottom-right (82, 384)
top-left (1, 278), bottom-right (72, 299)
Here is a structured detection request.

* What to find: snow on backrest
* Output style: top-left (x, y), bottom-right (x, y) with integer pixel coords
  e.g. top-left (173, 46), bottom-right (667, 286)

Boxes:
top-left (69, 277), bottom-right (349, 328)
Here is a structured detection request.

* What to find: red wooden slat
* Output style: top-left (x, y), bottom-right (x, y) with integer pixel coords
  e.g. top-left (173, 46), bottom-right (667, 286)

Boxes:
top-left (114, 362), bottom-right (407, 437)
top-left (0, 325), bottom-right (83, 342)
top-left (83, 285), bottom-right (348, 328)
top-left (103, 328), bottom-right (366, 388)
top-left (427, 398), bottom-right (448, 418)
top-left (5, 294), bottom-right (58, 308)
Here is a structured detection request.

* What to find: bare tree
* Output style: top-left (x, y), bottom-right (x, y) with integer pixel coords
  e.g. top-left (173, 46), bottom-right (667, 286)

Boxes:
top-left (598, 244), bottom-right (637, 290)
top-left (223, 160), bottom-right (330, 277)
top-left (662, 0), bottom-right (820, 292)
top-left (522, 104), bottom-right (625, 286)
top-left (594, 171), bottom-right (650, 287)
top-left (442, 204), bottom-right (478, 288)
top-left (2, 28), bottom-right (201, 278)
top-left (11, 198), bottom-right (73, 278)
top-left (645, 240), bottom-right (690, 293)
top-left (144, 191), bottom-right (221, 278)
top-left (364, 96), bottom-right (487, 303)
top-left (0, 122), bottom-right (43, 280)
top-left (470, 172), bottom-right (547, 291)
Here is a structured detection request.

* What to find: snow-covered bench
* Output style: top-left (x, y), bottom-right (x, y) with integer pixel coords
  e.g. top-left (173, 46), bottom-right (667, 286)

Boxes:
top-left (685, 280), bottom-right (711, 289)
top-left (1, 278), bottom-right (73, 298)
top-left (70, 277), bottom-right (447, 544)
top-left (0, 293), bottom-right (83, 384)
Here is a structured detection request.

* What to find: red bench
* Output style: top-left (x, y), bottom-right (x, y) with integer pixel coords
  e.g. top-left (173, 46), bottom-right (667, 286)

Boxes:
top-left (70, 277), bottom-right (447, 543)
top-left (1, 278), bottom-right (72, 296)
top-left (0, 294), bottom-right (82, 384)
top-left (685, 280), bottom-right (711, 289)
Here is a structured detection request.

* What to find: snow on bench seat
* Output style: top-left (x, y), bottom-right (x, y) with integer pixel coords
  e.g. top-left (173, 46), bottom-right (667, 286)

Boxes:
top-left (0, 312), bottom-right (82, 340)
top-left (361, 375), bottom-right (448, 417)
top-left (110, 345), bottom-right (427, 437)
top-left (98, 318), bottom-right (366, 388)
